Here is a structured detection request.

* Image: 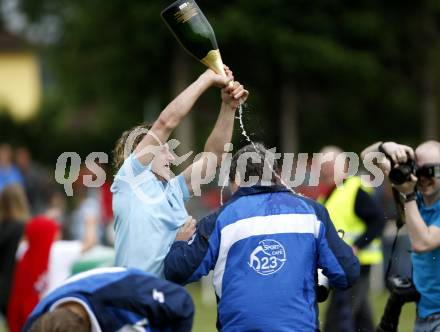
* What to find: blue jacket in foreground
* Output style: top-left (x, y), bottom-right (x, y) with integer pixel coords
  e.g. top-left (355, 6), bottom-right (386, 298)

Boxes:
top-left (165, 185), bottom-right (360, 332)
top-left (23, 267), bottom-right (194, 332)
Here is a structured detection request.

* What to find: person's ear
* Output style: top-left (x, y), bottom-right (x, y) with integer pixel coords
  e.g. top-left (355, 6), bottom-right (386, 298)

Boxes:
top-left (229, 172), bottom-right (241, 194)
top-left (229, 181), bottom-right (238, 195)
top-left (234, 172), bottom-right (242, 187)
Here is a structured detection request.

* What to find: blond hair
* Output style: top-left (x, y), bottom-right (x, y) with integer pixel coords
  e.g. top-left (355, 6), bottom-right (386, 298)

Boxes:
top-left (113, 122), bottom-right (152, 170)
top-left (0, 184), bottom-right (30, 222)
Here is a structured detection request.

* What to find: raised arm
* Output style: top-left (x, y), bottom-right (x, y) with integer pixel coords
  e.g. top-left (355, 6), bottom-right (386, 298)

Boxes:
top-left (203, 67), bottom-right (248, 161)
top-left (81, 214), bottom-right (98, 252)
top-left (134, 70), bottom-right (231, 166)
top-left (181, 66), bottom-right (249, 195)
top-left (361, 141), bottom-right (415, 174)
top-left (392, 174), bottom-right (440, 253)
top-left (405, 198), bottom-right (440, 252)
top-left (360, 141), bottom-right (383, 161)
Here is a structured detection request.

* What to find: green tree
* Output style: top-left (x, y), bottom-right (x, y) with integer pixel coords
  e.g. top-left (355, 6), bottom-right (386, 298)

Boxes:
top-left (10, 0), bottom-right (440, 162)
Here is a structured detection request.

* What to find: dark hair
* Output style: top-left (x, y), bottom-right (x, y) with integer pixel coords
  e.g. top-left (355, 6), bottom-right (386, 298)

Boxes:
top-left (28, 308), bottom-right (89, 332)
top-left (229, 143), bottom-right (281, 184)
top-left (113, 122), bottom-right (153, 170)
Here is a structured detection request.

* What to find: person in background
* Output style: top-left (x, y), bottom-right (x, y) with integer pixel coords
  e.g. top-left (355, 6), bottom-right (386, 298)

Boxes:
top-left (317, 146), bottom-right (385, 332)
top-left (0, 185), bottom-right (30, 317)
top-left (7, 216), bottom-right (60, 332)
top-left (23, 267), bottom-right (194, 332)
top-left (362, 140), bottom-right (440, 332)
top-left (44, 189), bottom-right (97, 296)
top-left (7, 195), bottom-right (97, 332)
top-left (15, 146), bottom-right (48, 214)
top-left (0, 143), bottom-right (23, 193)
top-left (45, 190), bottom-right (68, 229)
top-left (99, 165), bottom-right (114, 244)
top-left (70, 167), bottom-right (102, 243)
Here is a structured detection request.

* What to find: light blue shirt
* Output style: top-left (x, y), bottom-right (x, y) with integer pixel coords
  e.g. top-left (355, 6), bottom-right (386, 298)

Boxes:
top-left (111, 154), bottom-right (190, 278)
top-left (412, 195), bottom-right (440, 318)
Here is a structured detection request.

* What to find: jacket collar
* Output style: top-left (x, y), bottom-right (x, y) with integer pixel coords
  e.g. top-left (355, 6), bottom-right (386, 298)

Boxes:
top-left (226, 184), bottom-right (292, 206)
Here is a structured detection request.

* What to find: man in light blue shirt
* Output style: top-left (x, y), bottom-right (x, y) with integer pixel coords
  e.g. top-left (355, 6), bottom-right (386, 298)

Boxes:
top-left (112, 66), bottom-right (248, 277)
top-left (413, 193), bottom-right (440, 322)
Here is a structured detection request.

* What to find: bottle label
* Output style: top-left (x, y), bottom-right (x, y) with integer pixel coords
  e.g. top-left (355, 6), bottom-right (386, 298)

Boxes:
top-left (174, 2), bottom-right (198, 23)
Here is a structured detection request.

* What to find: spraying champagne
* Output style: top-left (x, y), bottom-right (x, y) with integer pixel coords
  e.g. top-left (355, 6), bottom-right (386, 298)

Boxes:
top-left (161, 0), bottom-right (227, 77)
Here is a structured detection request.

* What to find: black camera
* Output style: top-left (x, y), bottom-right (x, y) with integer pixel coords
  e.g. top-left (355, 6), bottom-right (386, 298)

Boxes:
top-left (388, 159), bottom-right (416, 185)
top-left (376, 276), bottom-right (420, 332)
top-left (415, 163), bottom-right (440, 179)
top-left (389, 161), bottom-right (440, 185)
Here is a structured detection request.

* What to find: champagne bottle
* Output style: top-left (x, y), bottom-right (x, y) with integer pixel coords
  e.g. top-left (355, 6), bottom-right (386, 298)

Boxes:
top-left (161, 0), bottom-right (227, 76)
top-left (317, 268), bottom-right (330, 302)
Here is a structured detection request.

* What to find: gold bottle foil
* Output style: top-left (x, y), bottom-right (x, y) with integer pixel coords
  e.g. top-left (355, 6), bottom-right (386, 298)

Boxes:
top-left (201, 49), bottom-right (234, 88)
top-left (201, 49), bottom-right (226, 76)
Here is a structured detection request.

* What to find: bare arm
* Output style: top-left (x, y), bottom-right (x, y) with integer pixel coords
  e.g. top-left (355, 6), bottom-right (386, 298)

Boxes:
top-left (404, 199), bottom-right (440, 252)
top-left (364, 141), bottom-right (440, 252)
top-left (203, 67), bottom-right (248, 160)
top-left (182, 70), bottom-right (249, 195)
top-left (204, 105), bottom-right (236, 161)
top-left (394, 174), bottom-right (440, 253)
top-left (360, 141), bottom-right (383, 161)
top-left (81, 214), bottom-right (98, 252)
top-left (134, 70), bottom-right (231, 166)
top-left (361, 141), bottom-right (415, 174)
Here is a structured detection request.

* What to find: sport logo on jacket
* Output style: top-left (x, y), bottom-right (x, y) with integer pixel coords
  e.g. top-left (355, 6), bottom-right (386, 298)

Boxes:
top-left (248, 239), bottom-right (287, 275)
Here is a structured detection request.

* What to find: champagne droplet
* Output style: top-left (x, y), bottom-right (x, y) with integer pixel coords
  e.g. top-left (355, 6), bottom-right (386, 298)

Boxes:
top-left (220, 103), bottom-right (296, 206)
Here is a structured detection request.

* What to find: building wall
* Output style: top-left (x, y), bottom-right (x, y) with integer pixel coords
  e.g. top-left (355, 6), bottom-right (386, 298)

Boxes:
top-left (0, 52), bottom-right (41, 121)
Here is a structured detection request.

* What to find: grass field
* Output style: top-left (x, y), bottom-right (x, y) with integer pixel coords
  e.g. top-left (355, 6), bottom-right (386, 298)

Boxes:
top-left (187, 283), bottom-right (417, 332)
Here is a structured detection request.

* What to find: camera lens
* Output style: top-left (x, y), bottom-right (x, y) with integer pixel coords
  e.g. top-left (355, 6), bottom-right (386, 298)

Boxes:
top-left (415, 165), bottom-right (439, 178)
top-left (389, 165), bottom-right (413, 185)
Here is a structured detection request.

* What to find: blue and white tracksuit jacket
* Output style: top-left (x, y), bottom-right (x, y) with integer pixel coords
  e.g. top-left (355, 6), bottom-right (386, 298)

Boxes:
top-left (23, 267), bottom-right (194, 332)
top-left (165, 185), bottom-right (360, 332)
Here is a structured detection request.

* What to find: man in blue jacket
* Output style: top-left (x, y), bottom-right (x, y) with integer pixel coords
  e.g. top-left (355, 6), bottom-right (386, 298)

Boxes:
top-left (165, 143), bottom-right (360, 332)
top-left (24, 267), bottom-right (194, 332)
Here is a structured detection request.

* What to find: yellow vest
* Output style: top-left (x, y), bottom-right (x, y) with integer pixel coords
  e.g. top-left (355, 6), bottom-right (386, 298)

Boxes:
top-left (318, 177), bottom-right (382, 265)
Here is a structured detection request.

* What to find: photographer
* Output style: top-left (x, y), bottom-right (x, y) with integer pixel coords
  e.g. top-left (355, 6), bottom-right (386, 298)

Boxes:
top-left (361, 141), bottom-right (440, 332)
